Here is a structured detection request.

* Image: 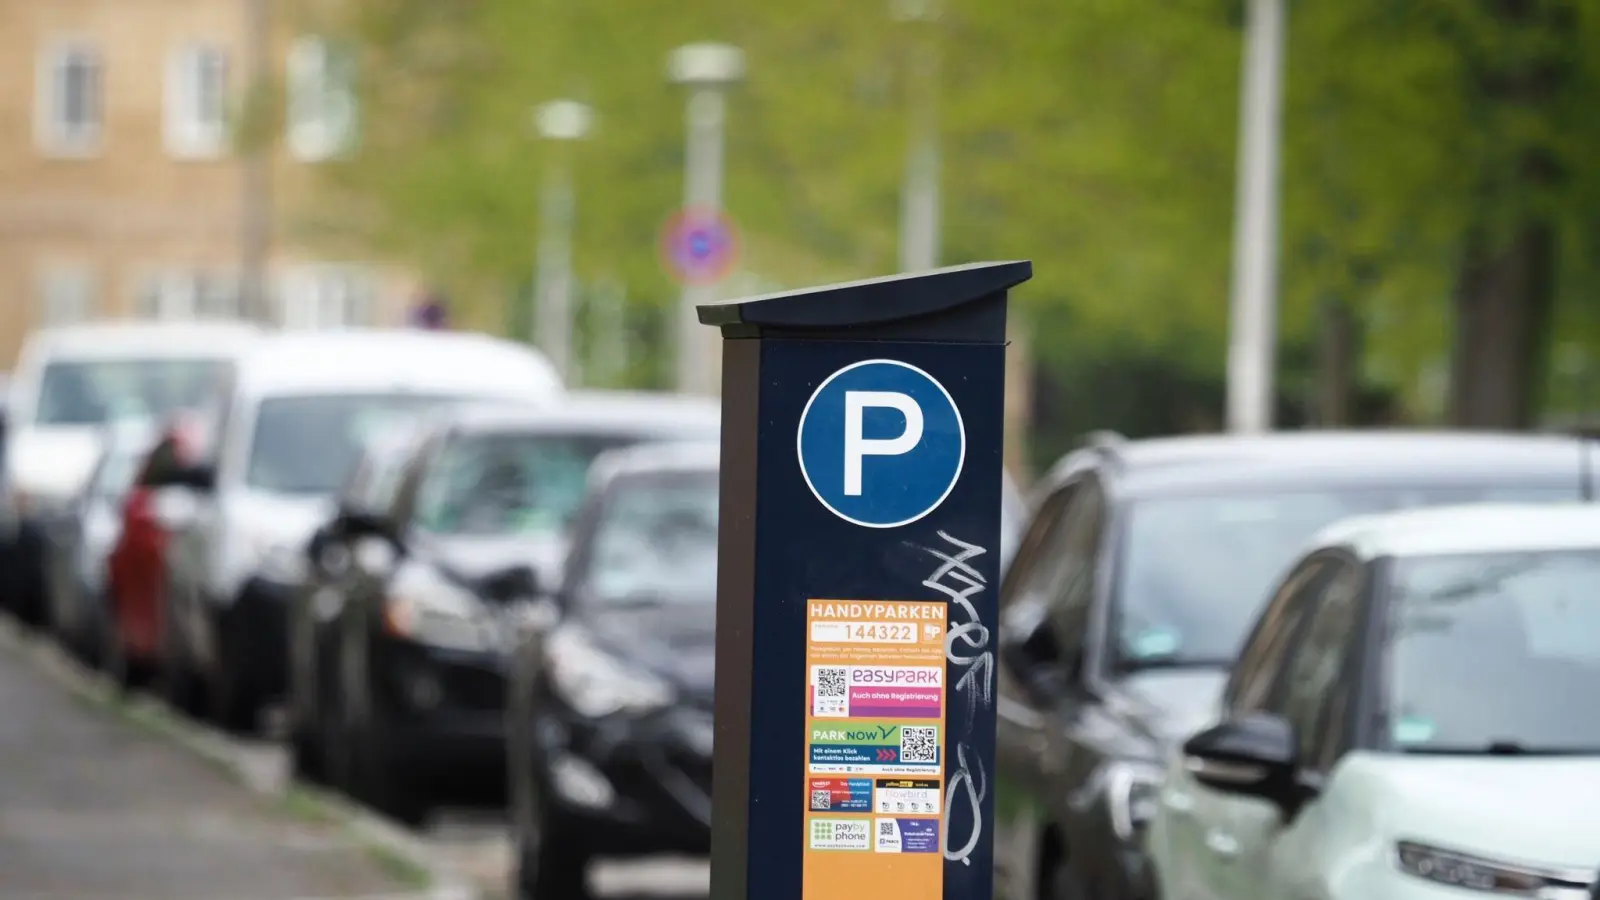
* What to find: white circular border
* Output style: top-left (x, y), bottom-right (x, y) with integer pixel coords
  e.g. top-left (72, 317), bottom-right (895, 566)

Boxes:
top-left (795, 358), bottom-right (967, 530)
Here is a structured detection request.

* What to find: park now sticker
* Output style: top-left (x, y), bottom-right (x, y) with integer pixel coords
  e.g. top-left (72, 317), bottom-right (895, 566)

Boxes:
top-left (796, 359), bottom-right (965, 529)
top-left (807, 722), bottom-right (941, 776)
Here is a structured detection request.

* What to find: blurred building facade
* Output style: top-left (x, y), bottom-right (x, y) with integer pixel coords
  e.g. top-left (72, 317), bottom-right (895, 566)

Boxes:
top-left (0, 0), bottom-right (409, 366)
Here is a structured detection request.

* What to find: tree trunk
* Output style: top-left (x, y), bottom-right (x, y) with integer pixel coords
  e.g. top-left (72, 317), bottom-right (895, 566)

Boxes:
top-left (1315, 296), bottom-right (1359, 427)
top-left (1448, 221), bottom-right (1556, 429)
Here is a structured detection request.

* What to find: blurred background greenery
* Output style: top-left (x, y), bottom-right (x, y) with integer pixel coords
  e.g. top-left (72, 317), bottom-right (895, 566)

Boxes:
top-left (288, 0), bottom-right (1600, 469)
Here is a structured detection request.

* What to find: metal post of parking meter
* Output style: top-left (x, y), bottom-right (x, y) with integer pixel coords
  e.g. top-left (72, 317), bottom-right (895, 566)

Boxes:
top-left (699, 260), bottom-right (1032, 900)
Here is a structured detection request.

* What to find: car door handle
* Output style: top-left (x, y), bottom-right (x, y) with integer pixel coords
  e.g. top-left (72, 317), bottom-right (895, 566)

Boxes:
top-left (1204, 829), bottom-right (1239, 859)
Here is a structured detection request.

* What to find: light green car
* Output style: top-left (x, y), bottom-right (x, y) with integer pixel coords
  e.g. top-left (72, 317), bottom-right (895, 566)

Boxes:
top-left (1147, 503), bottom-right (1600, 900)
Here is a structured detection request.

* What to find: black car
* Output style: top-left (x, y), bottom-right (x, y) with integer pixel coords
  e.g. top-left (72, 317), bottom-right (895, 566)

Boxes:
top-left (992, 430), bottom-right (1595, 900)
top-left (289, 400), bottom-right (719, 825)
top-left (506, 441), bottom-right (719, 900)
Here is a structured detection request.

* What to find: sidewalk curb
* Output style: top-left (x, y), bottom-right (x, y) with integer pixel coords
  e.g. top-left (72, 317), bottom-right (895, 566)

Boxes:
top-left (0, 614), bottom-right (479, 900)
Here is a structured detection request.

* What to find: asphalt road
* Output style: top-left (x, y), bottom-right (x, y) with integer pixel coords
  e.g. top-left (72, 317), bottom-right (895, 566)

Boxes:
top-left (0, 642), bottom-right (412, 900)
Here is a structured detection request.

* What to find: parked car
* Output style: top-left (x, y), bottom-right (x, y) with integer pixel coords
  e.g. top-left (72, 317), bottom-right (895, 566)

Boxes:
top-left (0, 322), bottom-right (260, 626)
top-left (43, 418), bottom-right (156, 664)
top-left (291, 394), bottom-right (720, 823)
top-left (506, 440), bottom-right (720, 899)
top-left (151, 329), bottom-right (564, 733)
top-left (102, 411), bottom-right (215, 689)
top-left (991, 430), bottom-right (1595, 900)
top-left (1148, 502), bottom-right (1600, 900)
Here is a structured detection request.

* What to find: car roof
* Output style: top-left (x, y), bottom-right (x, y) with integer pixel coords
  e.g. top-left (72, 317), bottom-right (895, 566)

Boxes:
top-left (233, 328), bottom-right (565, 399)
top-left (588, 439), bottom-right (720, 486)
top-left (441, 391), bottom-right (720, 437)
top-left (1045, 430), bottom-right (1586, 499)
top-left (1312, 502), bottom-right (1600, 560)
top-left (17, 321), bottom-right (263, 364)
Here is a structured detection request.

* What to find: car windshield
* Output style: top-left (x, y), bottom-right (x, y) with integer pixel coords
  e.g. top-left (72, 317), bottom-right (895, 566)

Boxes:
top-left (246, 394), bottom-right (464, 495)
top-left (1386, 549), bottom-right (1600, 754)
top-left (415, 431), bottom-right (648, 537)
top-left (33, 358), bottom-right (227, 426)
top-left (1113, 483), bottom-right (1579, 671)
top-left (586, 469), bottom-right (719, 605)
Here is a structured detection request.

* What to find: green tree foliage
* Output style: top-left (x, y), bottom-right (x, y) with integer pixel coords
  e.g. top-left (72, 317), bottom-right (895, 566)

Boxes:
top-left (304, 0), bottom-right (1600, 437)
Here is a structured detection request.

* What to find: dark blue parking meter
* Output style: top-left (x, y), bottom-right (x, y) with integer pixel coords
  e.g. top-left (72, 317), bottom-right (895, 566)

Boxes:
top-left (699, 261), bottom-right (1032, 900)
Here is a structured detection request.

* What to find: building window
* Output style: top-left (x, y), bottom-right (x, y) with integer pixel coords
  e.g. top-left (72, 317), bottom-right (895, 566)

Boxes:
top-left (166, 42), bottom-right (229, 158)
top-left (136, 271), bottom-right (241, 321)
top-left (286, 37), bottom-right (357, 162)
top-left (37, 41), bottom-right (103, 156)
top-left (36, 264), bottom-right (96, 326)
top-left (277, 265), bottom-right (374, 329)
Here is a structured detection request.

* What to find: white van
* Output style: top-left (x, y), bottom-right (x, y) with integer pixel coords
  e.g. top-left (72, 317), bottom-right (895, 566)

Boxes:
top-left (152, 328), bottom-right (563, 732)
top-left (1, 322), bottom-right (263, 626)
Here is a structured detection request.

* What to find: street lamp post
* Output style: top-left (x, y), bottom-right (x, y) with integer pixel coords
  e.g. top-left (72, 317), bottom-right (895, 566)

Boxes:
top-left (1225, 0), bottom-right (1287, 433)
top-left (532, 99), bottom-right (593, 383)
top-left (892, 0), bottom-right (941, 273)
top-left (670, 42), bottom-right (745, 397)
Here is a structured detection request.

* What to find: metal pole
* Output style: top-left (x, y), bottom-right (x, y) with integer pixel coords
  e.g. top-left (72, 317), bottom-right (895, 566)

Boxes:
top-left (240, 0), bottom-right (273, 323)
top-left (589, 274), bottom-right (627, 387)
top-left (1225, 0), bottom-right (1286, 433)
top-left (534, 153), bottom-right (576, 381)
top-left (676, 87), bottom-right (726, 396)
top-left (898, 9), bottom-right (941, 273)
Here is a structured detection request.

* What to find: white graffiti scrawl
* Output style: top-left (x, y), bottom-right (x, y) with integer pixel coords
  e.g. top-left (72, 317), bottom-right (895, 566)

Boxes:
top-left (921, 530), bottom-right (993, 866)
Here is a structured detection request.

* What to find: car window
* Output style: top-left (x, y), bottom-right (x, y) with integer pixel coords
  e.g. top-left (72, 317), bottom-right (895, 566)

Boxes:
top-left (1225, 557), bottom-right (1328, 712)
top-left (32, 358), bottom-right (228, 426)
top-left (244, 394), bottom-right (461, 496)
top-left (1045, 480), bottom-right (1107, 662)
top-left (583, 468), bottom-right (720, 605)
top-left (1112, 483), bottom-right (1577, 672)
top-left (1273, 559), bottom-right (1367, 770)
top-left (1001, 484), bottom-right (1077, 606)
top-left (413, 431), bottom-right (643, 538)
top-left (1385, 548), bottom-right (1600, 753)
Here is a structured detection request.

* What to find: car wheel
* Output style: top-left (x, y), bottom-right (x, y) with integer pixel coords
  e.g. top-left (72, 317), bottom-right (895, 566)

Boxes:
top-left (1048, 857), bottom-right (1091, 900)
top-left (209, 618), bottom-right (259, 734)
top-left (158, 607), bottom-right (206, 716)
top-left (509, 753), bottom-right (589, 899)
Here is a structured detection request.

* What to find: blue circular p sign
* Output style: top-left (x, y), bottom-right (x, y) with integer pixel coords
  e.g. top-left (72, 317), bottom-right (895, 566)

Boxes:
top-left (796, 359), bottom-right (966, 529)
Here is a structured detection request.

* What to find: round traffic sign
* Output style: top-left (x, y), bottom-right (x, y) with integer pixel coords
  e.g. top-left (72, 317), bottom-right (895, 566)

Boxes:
top-left (661, 208), bottom-right (740, 285)
top-left (796, 359), bottom-right (966, 529)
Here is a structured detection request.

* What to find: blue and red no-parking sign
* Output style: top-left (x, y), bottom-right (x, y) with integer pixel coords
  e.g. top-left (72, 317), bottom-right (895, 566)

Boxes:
top-left (660, 208), bottom-right (740, 285)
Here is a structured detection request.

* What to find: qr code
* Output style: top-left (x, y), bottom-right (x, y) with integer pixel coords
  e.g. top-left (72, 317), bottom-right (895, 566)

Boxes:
top-left (879, 820), bottom-right (897, 836)
top-left (900, 727), bottom-right (938, 763)
top-left (816, 667), bottom-right (848, 698)
top-left (811, 790), bottom-right (831, 810)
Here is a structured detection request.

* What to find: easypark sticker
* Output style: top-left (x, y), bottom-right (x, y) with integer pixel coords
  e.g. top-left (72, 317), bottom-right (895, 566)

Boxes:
top-left (810, 665), bottom-right (943, 719)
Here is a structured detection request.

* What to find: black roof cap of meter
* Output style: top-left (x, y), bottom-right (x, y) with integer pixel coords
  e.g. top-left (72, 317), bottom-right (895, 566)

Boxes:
top-left (696, 260), bottom-right (1032, 343)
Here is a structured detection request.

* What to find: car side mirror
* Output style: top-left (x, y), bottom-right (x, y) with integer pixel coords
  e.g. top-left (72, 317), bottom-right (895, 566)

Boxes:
top-left (1181, 713), bottom-right (1306, 818)
top-left (150, 488), bottom-right (199, 532)
top-left (998, 600), bottom-right (1077, 703)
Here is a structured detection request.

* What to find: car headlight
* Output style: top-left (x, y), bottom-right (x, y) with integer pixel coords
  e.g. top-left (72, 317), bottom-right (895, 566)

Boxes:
top-left (544, 626), bottom-right (674, 719)
top-left (383, 566), bottom-right (500, 653)
top-left (1105, 760), bottom-right (1165, 843)
top-left (1395, 841), bottom-right (1559, 895)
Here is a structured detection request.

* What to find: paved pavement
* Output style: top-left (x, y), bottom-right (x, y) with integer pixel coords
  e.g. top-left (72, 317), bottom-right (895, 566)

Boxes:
top-left (0, 643), bottom-right (414, 900)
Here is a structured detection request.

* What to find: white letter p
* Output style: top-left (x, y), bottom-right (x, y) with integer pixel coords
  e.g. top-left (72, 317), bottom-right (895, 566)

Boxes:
top-left (843, 391), bottom-right (923, 496)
